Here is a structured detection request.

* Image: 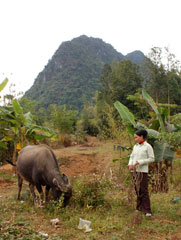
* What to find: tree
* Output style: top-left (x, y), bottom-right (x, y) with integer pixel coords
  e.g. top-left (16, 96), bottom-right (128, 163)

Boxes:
top-left (110, 60), bottom-right (143, 106)
top-left (96, 60), bottom-right (143, 136)
top-left (77, 102), bottom-right (99, 136)
top-left (19, 97), bottom-right (37, 115)
top-left (47, 104), bottom-right (78, 134)
top-left (145, 47), bottom-right (181, 107)
top-left (98, 60), bottom-right (143, 110)
top-left (98, 63), bottom-right (113, 105)
top-left (126, 91), bottom-right (149, 119)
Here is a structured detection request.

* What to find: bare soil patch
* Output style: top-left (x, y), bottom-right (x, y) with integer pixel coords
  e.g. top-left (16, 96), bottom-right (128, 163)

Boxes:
top-left (53, 136), bottom-right (113, 177)
top-left (0, 164), bottom-right (14, 174)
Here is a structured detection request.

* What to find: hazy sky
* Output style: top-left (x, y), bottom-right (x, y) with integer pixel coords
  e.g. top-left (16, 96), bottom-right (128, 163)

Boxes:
top-left (1, 0), bottom-right (181, 95)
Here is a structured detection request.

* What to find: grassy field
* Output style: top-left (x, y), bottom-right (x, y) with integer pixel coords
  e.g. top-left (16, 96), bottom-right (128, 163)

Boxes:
top-left (0, 141), bottom-right (181, 240)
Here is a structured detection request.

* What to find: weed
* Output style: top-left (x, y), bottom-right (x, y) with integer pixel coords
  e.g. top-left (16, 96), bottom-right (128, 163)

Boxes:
top-left (20, 189), bottom-right (31, 200)
top-left (71, 176), bottom-right (112, 208)
top-left (45, 194), bottom-right (65, 215)
top-left (0, 221), bottom-right (44, 240)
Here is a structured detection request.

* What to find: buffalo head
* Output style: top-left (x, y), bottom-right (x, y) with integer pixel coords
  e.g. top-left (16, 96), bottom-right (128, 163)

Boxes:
top-left (52, 174), bottom-right (72, 206)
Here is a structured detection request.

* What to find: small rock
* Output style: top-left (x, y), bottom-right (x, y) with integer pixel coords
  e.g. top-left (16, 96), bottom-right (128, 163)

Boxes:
top-left (50, 218), bottom-right (59, 225)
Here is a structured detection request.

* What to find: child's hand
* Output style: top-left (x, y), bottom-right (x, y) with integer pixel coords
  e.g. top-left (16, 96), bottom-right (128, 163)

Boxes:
top-left (134, 161), bottom-right (139, 166)
top-left (128, 165), bottom-right (134, 171)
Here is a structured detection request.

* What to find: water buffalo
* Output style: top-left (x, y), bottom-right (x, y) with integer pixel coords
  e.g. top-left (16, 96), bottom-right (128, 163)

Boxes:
top-left (8, 144), bottom-right (72, 207)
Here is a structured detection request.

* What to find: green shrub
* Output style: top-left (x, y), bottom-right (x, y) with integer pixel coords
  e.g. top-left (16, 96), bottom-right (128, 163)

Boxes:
top-left (0, 142), bottom-right (14, 165)
top-left (72, 176), bottom-right (112, 208)
top-left (45, 195), bottom-right (65, 215)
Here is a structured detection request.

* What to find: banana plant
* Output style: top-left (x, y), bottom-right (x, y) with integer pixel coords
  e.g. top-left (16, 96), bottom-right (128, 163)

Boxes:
top-left (0, 78), bottom-right (9, 149)
top-left (114, 89), bottom-right (176, 162)
top-left (6, 99), bottom-right (55, 142)
top-left (0, 98), bottom-right (56, 162)
top-left (141, 89), bottom-right (177, 161)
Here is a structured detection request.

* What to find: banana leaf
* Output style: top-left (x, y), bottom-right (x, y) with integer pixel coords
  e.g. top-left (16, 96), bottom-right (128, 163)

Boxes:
top-left (163, 144), bottom-right (175, 162)
top-left (114, 101), bottom-right (136, 127)
top-left (134, 122), bottom-right (160, 139)
top-left (153, 141), bottom-right (166, 162)
top-left (153, 140), bottom-right (175, 162)
top-left (142, 89), bottom-right (166, 132)
top-left (0, 106), bottom-right (15, 118)
top-left (0, 78), bottom-right (8, 92)
top-left (165, 121), bottom-right (177, 132)
top-left (26, 125), bottom-right (56, 140)
top-left (0, 141), bottom-right (8, 150)
top-left (149, 119), bottom-right (160, 131)
top-left (10, 126), bottom-right (18, 134)
top-left (146, 129), bottom-right (160, 138)
top-left (135, 122), bottom-right (147, 129)
top-left (24, 112), bottom-right (34, 126)
top-left (1, 136), bottom-right (14, 142)
top-left (126, 124), bottom-right (135, 135)
top-left (12, 99), bottom-right (23, 115)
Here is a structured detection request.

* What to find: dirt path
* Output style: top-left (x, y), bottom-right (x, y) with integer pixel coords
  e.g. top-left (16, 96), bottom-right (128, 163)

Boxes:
top-left (53, 136), bottom-right (114, 177)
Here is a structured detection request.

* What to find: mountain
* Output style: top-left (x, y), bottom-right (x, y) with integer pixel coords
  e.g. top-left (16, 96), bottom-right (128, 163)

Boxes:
top-left (125, 50), bottom-right (145, 65)
top-left (25, 35), bottom-right (145, 109)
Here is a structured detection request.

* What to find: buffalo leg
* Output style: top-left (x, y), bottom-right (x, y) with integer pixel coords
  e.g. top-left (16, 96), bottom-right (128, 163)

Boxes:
top-left (45, 186), bottom-right (50, 202)
top-left (17, 174), bottom-right (23, 200)
top-left (29, 183), bottom-right (37, 204)
top-left (36, 184), bottom-right (44, 206)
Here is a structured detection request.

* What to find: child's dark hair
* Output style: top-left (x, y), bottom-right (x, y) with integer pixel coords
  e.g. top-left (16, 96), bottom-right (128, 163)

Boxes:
top-left (135, 129), bottom-right (148, 139)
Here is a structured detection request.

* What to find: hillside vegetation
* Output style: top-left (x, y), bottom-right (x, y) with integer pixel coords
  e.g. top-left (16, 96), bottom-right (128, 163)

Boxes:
top-left (24, 35), bottom-right (145, 109)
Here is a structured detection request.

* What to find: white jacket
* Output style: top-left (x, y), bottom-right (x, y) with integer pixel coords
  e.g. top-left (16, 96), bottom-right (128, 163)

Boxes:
top-left (128, 141), bottom-right (155, 173)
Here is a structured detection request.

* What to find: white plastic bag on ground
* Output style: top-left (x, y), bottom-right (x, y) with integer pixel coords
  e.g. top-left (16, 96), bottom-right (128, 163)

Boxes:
top-left (38, 232), bottom-right (48, 238)
top-left (78, 218), bottom-right (92, 233)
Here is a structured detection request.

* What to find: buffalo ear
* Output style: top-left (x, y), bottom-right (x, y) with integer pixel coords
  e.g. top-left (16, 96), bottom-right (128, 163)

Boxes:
top-left (62, 173), bottom-right (69, 183)
top-left (53, 178), bottom-right (62, 190)
top-left (53, 178), bottom-right (58, 186)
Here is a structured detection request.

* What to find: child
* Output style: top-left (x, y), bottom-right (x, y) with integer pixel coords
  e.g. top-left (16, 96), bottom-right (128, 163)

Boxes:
top-left (128, 129), bottom-right (155, 216)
